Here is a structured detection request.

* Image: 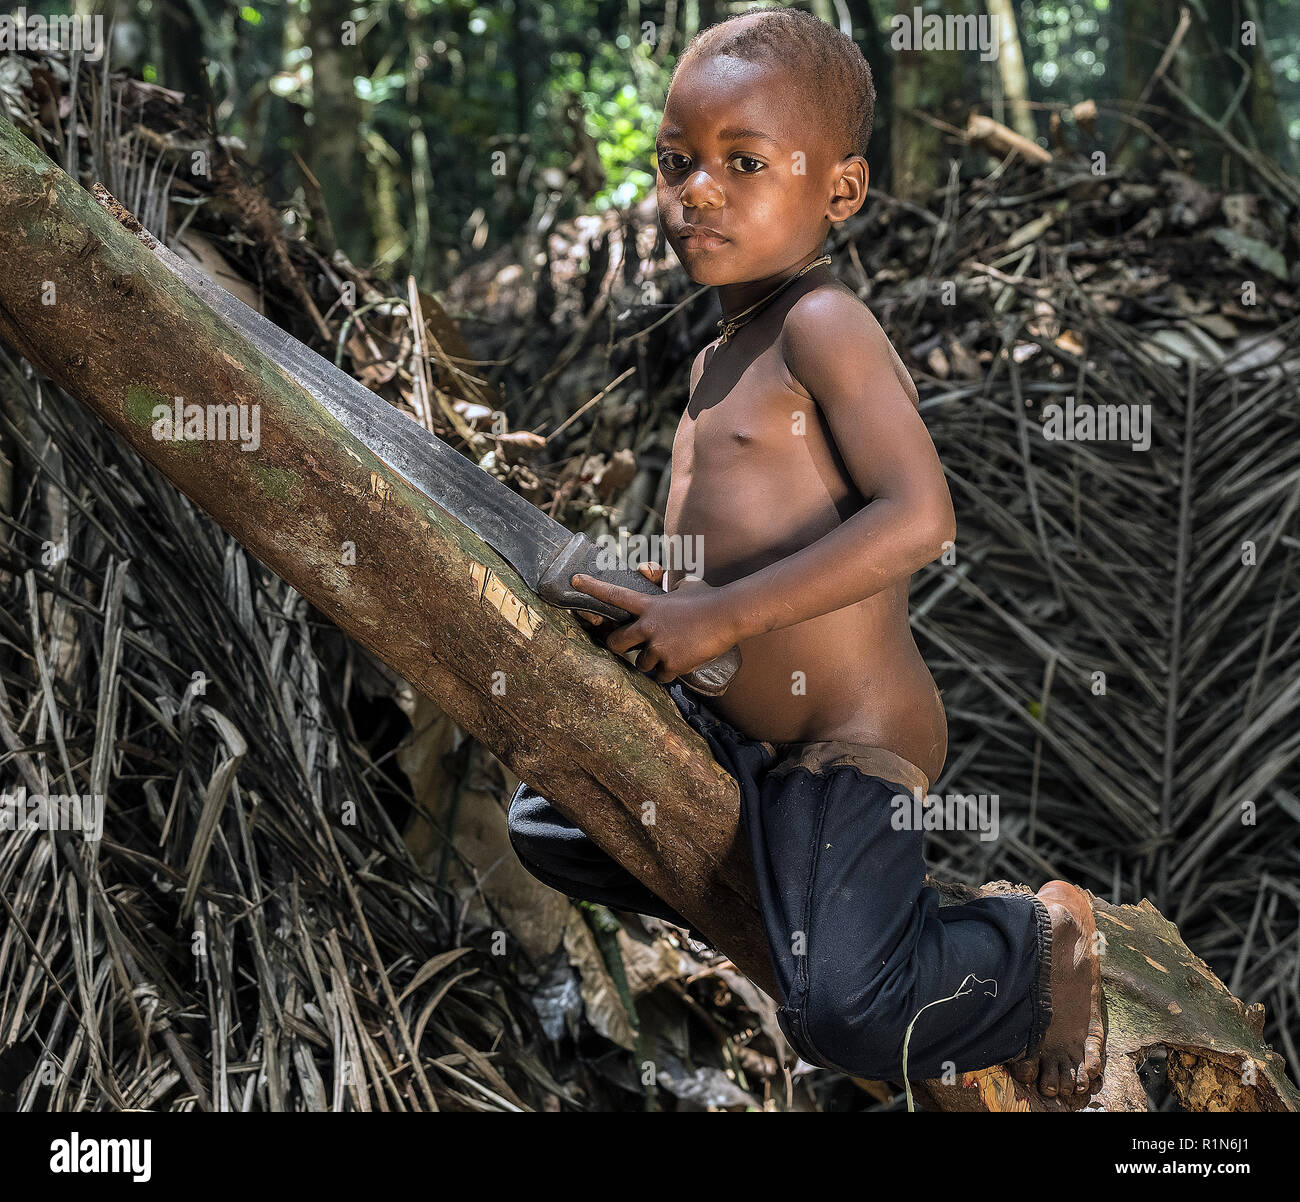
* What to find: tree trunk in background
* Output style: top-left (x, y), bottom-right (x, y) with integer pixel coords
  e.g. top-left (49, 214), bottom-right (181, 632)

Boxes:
top-left (1243, 0), bottom-right (1298, 175)
top-left (810, 0), bottom-right (838, 28)
top-left (304, 0), bottom-right (371, 263)
top-left (986, 0), bottom-right (1036, 143)
top-left (1, 113), bottom-right (1296, 1114)
top-left (889, 1), bottom-right (969, 200)
top-left (158, 0), bottom-right (207, 100)
top-left (1182, 0), bottom-right (1243, 187)
top-left (235, 0), bottom-right (292, 200)
top-left (1115, 0), bottom-right (1184, 170)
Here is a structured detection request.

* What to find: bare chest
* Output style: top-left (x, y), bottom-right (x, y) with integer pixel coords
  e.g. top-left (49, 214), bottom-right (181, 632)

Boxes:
top-left (671, 343), bottom-right (835, 479)
top-left (664, 342), bottom-right (861, 582)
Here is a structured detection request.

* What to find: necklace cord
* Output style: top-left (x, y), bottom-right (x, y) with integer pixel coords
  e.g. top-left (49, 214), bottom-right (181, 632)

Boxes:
top-left (716, 254), bottom-right (831, 344)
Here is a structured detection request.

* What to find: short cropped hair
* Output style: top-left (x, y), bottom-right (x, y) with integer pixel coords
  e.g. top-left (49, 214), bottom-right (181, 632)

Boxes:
top-left (669, 5), bottom-right (876, 159)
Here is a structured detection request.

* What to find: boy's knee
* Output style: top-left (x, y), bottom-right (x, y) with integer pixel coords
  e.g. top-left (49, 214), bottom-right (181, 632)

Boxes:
top-left (506, 783), bottom-right (609, 886)
top-left (506, 782), bottom-right (562, 868)
top-left (505, 784), bottom-right (528, 839)
top-left (798, 980), bottom-right (912, 1079)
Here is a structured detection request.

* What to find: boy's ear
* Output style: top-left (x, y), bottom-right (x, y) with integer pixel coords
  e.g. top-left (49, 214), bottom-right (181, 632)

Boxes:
top-left (828, 156), bottom-right (868, 224)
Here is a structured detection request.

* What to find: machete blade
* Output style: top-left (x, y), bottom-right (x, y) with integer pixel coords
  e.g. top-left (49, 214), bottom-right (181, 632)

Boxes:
top-left (132, 227), bottom-right (740, 695)
top-left (147, 237), bottom-right (570, 589)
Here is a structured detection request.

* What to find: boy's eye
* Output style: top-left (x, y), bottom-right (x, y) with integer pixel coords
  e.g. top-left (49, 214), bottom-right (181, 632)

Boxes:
top-left (730, 155), bottom-right (765, 174)
top-left (657, 152), bottom-right (690, 173)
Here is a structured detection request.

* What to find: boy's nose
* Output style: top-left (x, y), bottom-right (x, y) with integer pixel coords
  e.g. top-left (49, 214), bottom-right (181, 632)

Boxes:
top-left (680, 169), bottom-right (723, 209)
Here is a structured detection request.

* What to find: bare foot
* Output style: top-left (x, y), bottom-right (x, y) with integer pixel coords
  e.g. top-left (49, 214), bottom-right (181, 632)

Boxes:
top-left (1007, 881), bottom-right (1105, 1109)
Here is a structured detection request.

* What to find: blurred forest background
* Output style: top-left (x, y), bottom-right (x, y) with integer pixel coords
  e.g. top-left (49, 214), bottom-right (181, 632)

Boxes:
top-left (32, 0), bottom-right (1300, 273)
top-left (1, 1), bottom-right (1299, 1112)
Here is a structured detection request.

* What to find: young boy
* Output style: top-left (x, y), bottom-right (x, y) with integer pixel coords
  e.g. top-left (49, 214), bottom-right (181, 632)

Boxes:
top-left (509, 6), bottom-right (1104, 1106)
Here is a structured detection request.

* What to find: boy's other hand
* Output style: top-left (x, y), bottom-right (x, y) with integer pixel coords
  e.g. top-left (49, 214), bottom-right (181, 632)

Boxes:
top-left (570, 563), bottom-right (739, 684)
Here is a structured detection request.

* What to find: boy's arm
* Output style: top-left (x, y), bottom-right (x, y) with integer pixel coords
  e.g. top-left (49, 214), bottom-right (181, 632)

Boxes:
top-left (717, 291), bottom-right (954, 640)
top-left (690, 342), bottom-right (713, 393)
top-left (568, 292), bottom-right (953, 682)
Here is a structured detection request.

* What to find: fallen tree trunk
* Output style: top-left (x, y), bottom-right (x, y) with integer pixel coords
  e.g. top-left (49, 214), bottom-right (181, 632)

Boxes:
top-left (0, 114), bottom-right (1294, 1112)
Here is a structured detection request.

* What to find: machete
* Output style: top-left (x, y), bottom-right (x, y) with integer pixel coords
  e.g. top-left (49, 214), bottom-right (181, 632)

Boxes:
top-left (95, 187), bottom-right (739, 696)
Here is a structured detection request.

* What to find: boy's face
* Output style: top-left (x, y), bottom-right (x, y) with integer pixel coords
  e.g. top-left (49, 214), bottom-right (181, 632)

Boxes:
top-left (656, 52), bottom-right (866, 286)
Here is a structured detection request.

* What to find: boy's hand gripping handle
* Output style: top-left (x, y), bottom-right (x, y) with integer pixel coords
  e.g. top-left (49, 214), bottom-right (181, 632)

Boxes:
top-left (536, 533), bottom-right (741, 696)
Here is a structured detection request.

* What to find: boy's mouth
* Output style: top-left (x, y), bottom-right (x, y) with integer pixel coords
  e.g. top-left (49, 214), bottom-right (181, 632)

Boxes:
top-left (677, 224), bottom-right (729, 251)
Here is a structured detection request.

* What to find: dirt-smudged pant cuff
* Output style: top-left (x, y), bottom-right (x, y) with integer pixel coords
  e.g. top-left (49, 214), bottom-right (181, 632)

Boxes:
top-left (1020, 893), bottom-right (1055, 1061)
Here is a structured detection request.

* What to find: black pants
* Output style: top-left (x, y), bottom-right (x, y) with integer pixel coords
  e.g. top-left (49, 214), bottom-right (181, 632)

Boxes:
top-left (508, 681), bottom-right (1053, 1080)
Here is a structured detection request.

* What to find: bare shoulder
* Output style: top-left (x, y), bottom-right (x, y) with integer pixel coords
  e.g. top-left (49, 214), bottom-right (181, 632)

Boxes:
top-left (689, 344), bottom-right (708, 390)
top-left (688, 341), bottom-right (717, 396)
top-left (779, 282), bottom-right (920, 409)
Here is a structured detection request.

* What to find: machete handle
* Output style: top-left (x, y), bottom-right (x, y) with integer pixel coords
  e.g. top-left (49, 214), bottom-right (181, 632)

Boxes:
top-left (536, 533), bottom-right (741, 697)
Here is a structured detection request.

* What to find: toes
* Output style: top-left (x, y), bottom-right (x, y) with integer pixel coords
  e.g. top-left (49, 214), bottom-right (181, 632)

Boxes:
top-left (1083, 1036), bottom-right (1105, 1088)
top-left (1008, 1058), bottom-right (1037, 1084)
top-left (1074, 1064), bottom-right (1101, 1110)
top-left (1067, 1085), bottom-right (1093, 1111)
top-left (1038, 1056), bottom-right (1061, 1097)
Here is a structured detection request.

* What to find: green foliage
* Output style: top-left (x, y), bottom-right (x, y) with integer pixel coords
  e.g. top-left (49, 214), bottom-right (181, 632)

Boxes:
top-left (1021, 1), bottom-right (1109, 89)
top-left (549, 43), bottom-right (665, 211)
top-left (23, 0), bottom-right (1298, 281)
